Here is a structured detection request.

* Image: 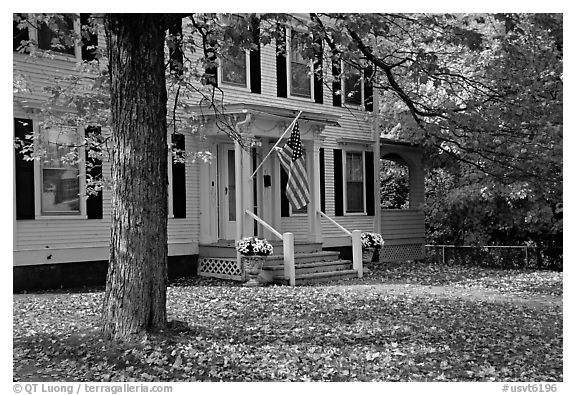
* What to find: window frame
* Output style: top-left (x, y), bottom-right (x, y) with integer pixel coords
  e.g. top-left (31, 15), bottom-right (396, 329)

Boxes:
top-left (343, 150), bottom-right (367, 215)
top-left (286, 28), bottom-right (315, 102)
top-left (28, 13), bottom-right (82, 61)
top-left (34, 124), bottom-right (87, 219)
top-left (341, 60), bottom-right (365, 108)
top-left (218, 48), bottom-right (251, 91)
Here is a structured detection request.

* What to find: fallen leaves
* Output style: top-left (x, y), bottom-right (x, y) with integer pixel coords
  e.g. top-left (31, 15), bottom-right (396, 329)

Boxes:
top-left (13, 264), bottom-right (562, 382)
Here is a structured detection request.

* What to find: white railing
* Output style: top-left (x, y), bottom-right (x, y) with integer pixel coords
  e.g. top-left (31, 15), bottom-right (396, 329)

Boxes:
top-left (245, 210), bottom-right (295, 286)
top-left (318, 210), bottom-right (363, 278)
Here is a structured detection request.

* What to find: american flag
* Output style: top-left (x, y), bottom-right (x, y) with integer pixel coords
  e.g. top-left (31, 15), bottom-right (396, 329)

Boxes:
top-left (276, 121), bottom-right (310, 210)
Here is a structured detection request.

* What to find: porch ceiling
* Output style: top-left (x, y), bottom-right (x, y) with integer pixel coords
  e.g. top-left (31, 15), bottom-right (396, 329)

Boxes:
top-left (190, 102), bottom-right (341, 127)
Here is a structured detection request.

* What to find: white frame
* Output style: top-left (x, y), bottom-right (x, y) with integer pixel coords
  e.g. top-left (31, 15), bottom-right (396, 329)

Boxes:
top-left (343, 150), bottom-right (367, 215)
top-left (218, 143), bottom-right (238, 240)
top-left (218, 49), bottom-right (251, 90)
top-left (286, 28), bottom-right (315, 101)
top-left (34, 124), bottom-right (87, 219)
top-left (341, 60), bottom-right (365, 108)
top-left (28, 13), bottom-right (82, 61)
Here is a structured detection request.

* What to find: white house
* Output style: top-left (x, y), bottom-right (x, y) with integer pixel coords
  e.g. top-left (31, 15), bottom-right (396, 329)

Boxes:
top-left (13, 14), bottom-right (425, 290)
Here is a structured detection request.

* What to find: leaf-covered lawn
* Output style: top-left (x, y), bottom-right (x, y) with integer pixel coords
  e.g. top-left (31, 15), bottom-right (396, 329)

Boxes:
top-left (13, 263), bottom-right (562, 382)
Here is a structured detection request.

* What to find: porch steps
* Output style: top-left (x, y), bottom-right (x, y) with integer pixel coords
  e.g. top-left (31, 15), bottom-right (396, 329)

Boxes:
top-left (199, 241), bottom-right (323, 258)
top-left (260, 251), bottom-right (357, 284)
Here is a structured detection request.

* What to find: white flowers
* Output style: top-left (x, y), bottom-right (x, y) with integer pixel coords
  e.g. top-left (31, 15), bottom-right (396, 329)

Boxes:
top-left (361, 232), bottom-right (385, 250)
top-left (236, 237), bottom-right (273, 256)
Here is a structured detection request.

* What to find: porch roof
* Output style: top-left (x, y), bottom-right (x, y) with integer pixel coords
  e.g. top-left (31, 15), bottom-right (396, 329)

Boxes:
top-left (190, 102), bottom-right (341, 127)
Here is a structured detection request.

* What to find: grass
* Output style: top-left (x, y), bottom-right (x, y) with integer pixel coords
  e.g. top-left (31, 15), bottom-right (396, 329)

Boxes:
top-left (13, 262), bottom-right (562, 382)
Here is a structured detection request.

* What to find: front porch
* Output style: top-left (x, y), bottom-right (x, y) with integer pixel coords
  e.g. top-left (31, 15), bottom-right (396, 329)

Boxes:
top-left (198, 240), bottom-right (358, 284)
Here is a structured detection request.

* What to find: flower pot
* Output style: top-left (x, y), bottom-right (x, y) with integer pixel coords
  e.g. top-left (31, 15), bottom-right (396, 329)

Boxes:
top-left (362, 248), bottom-right (375, 263)
top-left (242, 256), bottom-right (265, 287)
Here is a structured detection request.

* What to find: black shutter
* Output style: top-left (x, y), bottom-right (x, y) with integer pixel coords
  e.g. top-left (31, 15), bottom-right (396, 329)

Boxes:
top-left (13, 14), bottom-right (29, 53)
top-left (332, 59), bottom-right (342, 107)
top-left (333, 149), bottom-right (343, 216)
top-left (80, 14), bottom-right (98, 61)
top-left (313, 37), bottom-right (323, 104)
top-left (85, 126), bottom-right (103, 219)
top-left (14, 118), bottom-right (35, 220)
top-left (249, 17), bottom-right (261, 94)
top-left (320, 148), bottom-right (326, 213)
top-left (203, 38), bottom-right (218, 87)
top-left (172, 134), bottom-right (186, 218)
top-left (364, 64), bottom-right (374, 112)
top-left (168, 21), bottom-right (183, 77)
top-left (280, 166), bottom-right (289, 217)
top-left (365, 151), bottom-right (375, 216)
top-left (276, 27), bottom-right (287, 98)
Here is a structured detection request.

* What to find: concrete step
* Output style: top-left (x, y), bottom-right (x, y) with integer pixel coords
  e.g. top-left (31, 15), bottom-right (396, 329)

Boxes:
top-left (270, 269), bottom-right (359, 285)
top-left (199, 241), bottom-right (323, 258)
top-left (262, 259), bottom-right (352, 275)
top-left (263, 251), bottom-right (340, 266)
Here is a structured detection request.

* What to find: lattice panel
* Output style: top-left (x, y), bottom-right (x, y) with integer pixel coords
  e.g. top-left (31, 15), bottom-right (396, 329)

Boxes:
top-left (379, 243), bottom-right (425, 262)
top-left (198, 258), bottom-right (243, 281)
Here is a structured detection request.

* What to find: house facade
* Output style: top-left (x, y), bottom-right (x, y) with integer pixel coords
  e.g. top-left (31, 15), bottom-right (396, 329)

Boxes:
top-left (13, 14), bottom-right (425, 291)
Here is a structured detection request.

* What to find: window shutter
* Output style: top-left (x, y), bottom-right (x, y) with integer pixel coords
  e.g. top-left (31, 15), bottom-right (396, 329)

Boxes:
top-left (168, 21), bottom-right (183, 77)
top-left (332, 59), bottom-right (342, 107)
top-left (203, 38), bottom-right (218, 87)
top-left (14, 118), bottom-right (35, 220)
top-left (172, 133), bottom-right (186, 218)
top-left (364, 64), bottom-right (374, 112)
top-left (80, 14), bottom-right (98, 62)
top-left (365, 151), bottom-right (375, 216)
top-left (276, 28), bottom-right (287, 98)
top-left (333, 149), bottom-right (343, 216)
top-left (280, 166), bottom-right (289, 217)
top-left (313, 38), bottom-right (323, 104)
top-left (249, 17), bottom-right (261, 94)
top-left (320, 148), bottom-right (326, 213)
top-left (85, 126), bottom-right (103, 219)
top-left (13, 14), bottom-right (29, 53)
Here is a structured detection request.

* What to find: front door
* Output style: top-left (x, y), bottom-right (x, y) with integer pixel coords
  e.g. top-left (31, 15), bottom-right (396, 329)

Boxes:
top-left (218, 144), bottom-right (237, 240)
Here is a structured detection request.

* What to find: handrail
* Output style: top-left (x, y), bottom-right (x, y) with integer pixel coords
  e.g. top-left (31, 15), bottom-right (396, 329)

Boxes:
top-left (318, 210), bottom-right (352, 236)
top-left (245, 210), bottom-right (283, 240)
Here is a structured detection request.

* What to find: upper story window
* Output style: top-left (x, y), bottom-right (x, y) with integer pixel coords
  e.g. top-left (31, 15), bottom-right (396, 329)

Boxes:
top-left (288, 30), bottom-right (314, 100)
top-left (13, 14), bottom-right (98, 61)
top-left (219, 47), bottom-right (250, 88)
top-left (40, 127), bottom-right (82, 216)
top-left (332, 60), bottom-right (374, 111)
top-left (36, 14), bottom-right (77, 56)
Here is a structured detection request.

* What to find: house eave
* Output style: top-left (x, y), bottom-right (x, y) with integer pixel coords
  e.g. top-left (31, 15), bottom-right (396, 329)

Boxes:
top-left (190, 102), bottom-right (341, 127)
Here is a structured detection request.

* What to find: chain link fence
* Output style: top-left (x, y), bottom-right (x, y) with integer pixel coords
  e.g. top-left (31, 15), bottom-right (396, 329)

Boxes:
top-left (425, 245), bottom-right (563, 270)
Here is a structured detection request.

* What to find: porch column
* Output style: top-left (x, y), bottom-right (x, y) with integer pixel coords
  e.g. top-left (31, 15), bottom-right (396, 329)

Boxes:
top-left (234, 140), bottom-right (244, 242)
top-left (240, 142), bottom-right (254, 238)
top-left (307, 139), bottom-right (322, 243)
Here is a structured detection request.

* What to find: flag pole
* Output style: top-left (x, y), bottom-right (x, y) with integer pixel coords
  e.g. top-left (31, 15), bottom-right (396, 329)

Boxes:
top-left (251, 110), bottom-right (303, 178)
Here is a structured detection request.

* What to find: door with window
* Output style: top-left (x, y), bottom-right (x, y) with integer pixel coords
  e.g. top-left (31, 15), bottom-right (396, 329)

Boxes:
top-left (218, 144), bottom-right (237, 240)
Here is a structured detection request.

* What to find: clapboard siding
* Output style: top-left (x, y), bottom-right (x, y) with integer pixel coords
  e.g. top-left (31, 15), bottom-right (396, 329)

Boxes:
top-left (380, 210), bottom-right (425, 243)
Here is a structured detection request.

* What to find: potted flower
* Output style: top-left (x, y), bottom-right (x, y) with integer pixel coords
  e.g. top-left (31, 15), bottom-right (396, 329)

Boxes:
top-left (360, 232), bottom-right (385, 263)
top-left (236, 236), bottom-right (273, 287)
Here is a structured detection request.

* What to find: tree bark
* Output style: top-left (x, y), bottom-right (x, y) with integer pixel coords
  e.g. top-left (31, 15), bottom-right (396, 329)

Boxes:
top-left (102, 14), bottom-right (169, 340)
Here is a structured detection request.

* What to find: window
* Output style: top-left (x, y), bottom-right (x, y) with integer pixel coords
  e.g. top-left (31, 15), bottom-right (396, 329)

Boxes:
top-left (40, 128), bottom-right (82, 216)
top-left (220, 48), bottom-right (250, 88)
top-left (345, 151), bottom-right (365, 213)
top-left (36, 14), bottom-right (77, 56)
top-left (288, 30), bottom-right (314, 99)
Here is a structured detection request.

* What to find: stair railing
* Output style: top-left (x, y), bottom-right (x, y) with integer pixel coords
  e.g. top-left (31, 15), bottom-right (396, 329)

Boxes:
top-left (245, 210), bottom-right (296, 286)
top-left (318, 210), bottom-right (363, 278)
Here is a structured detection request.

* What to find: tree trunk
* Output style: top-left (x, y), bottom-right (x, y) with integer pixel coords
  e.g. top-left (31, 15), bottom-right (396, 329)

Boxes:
top-left (102, 14), bottom-right (169, 340)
